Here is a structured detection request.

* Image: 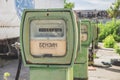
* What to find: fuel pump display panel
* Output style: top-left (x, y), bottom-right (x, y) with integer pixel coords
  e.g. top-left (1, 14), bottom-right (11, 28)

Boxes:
top-left (31, 20), bottom-right (65, 38)
top-left (30, 20), bottom-right (66, 57)
top-left (81, 25), bottom-right (88, 41)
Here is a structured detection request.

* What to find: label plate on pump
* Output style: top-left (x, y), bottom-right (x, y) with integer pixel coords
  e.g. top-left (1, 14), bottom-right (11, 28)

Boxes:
top-left (31, 40), bottom-right (66, 56)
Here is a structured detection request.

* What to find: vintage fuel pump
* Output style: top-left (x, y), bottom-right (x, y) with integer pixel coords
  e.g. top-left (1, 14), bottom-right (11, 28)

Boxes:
top-left (74, 19), bottom-right (92, 80)
top-left (91, 22), bottom-right (99, 49)
top-left (20, 9), bottom-right (78, 80)
top-left (88, 22), bottom-right (99, 65)
top-left (88, 22), bottom-right (96, 65)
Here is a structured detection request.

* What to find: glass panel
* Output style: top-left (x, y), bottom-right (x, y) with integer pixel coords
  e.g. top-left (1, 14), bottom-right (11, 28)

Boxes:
top-left (81, 25), bottom-right (88, 41)
top-left (30, 20), bottom-right (66, 39)
top-left (30, 20), bottom-right (66, 57)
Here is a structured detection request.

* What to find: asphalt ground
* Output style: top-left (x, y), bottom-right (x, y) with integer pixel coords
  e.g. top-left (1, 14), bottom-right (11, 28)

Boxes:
top-left (0, 59), bottom-right (29, 80)
top-left (0, 43), bottom-right (120, 80)
top-left (89, 43), bottom-right (120, 80)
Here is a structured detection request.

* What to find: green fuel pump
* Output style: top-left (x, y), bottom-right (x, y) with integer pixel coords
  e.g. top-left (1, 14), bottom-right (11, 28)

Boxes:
top-left (88, 22), bottom-right (95, 65)
top-left (88, 22), bottom-right (99, 65)
top-left (20, 9), bottom-right (78, 80)
top-left (74, 19), bottom-right (92, 80)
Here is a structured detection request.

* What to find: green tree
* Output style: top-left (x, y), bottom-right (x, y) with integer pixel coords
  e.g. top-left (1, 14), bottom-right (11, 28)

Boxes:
top-left (107, 0), bottom-right (120, 19)
top-left (98, 19), bottom-right (120, 42)
top-left (64, 2), bottom-right (74, 9)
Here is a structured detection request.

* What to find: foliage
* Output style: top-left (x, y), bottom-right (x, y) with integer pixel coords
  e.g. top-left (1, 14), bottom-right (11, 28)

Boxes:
top-left (107, 0), bottom-right (120, 18)
top-left (99, 19), bottom-right (120, 54)
top-left (98, 19), bottom-right (120, 42)
top-left (103, 35), bottom-right (116, 48)
top-left (114, 43), bottom-right (120, 55)
top-left (64, 2), bottom-right (74, 9)
top-left (4, 72), bottom-right (10, 80)
top-left (101, 0), bottom-right (120, 54)
top-left (113, 23), bottom-right (120, 42)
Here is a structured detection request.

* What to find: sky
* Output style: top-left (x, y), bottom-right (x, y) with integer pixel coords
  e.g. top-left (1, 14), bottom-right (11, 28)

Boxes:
top-left (67, 0), bottom-right (116, 10)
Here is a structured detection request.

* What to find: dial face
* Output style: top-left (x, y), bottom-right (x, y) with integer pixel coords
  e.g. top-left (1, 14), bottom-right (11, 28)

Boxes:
top-left (81, 24), bottom-right (88, 41)
top-left (30, 20), bottom-right (66, 39)
top-left (30, 20), bottom-right (66, 57)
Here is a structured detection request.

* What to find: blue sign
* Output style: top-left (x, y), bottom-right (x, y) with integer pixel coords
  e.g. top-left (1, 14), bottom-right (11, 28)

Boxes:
top-left (15, 0), bottom-right (35, 19)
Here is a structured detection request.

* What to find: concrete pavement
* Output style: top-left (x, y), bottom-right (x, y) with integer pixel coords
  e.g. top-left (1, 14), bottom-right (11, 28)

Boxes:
top-left (88, 43), bottom-right (120, 80)
top-left (0, 43), bottom-right (120, 80)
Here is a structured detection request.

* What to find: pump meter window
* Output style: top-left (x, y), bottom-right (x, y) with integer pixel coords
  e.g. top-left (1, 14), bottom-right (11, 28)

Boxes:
top-left (30, 20), bottom-right (66, 57)
top-left (81, 25), bottom-right (88, 41)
